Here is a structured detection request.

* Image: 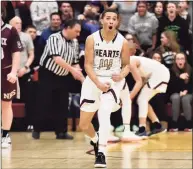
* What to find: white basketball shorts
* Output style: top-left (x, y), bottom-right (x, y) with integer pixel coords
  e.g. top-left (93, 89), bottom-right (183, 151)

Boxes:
top-left (147, 65), bottom-right (170, 93)
top-left (80, 76), bottom-right (126, 112)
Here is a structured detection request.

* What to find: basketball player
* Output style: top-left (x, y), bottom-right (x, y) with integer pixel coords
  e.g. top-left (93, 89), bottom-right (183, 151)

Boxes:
top-left (1, 7), bottom-right (22, 148)
top-left (128, 44), bottom-right (170, 138)
top-left (79, 9), bottom-right (131, 168)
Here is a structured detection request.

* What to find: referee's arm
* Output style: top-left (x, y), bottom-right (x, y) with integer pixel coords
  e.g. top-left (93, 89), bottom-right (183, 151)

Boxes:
top-left (71, 40), bottom-right (85, 82)
top-left (48, 36), bottom-right (84, 81)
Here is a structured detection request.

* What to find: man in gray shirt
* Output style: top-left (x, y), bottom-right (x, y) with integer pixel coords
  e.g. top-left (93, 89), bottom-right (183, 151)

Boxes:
top-left (10, 16), bottom-right (34, 102)
top-left (128, 1), bottom-right (158, 55)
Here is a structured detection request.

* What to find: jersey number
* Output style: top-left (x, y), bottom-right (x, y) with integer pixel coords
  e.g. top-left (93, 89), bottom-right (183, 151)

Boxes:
top-left (98, 59), bottom-right (113, 70)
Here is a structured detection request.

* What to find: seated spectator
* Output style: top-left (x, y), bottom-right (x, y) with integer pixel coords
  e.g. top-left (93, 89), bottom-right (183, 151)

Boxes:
top-left (128, 0), bottom-right (158, 54)
top-left (168, 53), bottom-right (192, 132)
top-left (30, 2), bottom-right (58, 36)
top-left (38, 12), bottom-right (62, 52)
top-left (156, 30), bottom-right (180, 69)
top-left (150, 51), bottom-right (163, 63)
top-left (10, 16), bottom-right (34, 103)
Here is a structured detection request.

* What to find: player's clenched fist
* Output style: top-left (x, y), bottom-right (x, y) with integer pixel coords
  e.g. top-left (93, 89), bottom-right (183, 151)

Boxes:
top-left (97, 82), bottom-right (111, 92)
top-left (7, 72), bottom-right (17, 84)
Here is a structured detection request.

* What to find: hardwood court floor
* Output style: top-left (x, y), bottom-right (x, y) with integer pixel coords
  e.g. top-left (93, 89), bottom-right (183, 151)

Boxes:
top-left (2, 132), bottom-right (192, 169)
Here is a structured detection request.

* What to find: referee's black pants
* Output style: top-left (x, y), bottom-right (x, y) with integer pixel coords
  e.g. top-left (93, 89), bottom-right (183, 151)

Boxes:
top-left (33, 67), bottom-right (69, 134)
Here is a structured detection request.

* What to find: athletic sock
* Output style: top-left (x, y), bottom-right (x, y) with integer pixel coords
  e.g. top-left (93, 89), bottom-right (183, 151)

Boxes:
top-left (90, 132), bottom-right (98, 143)
top-left (2, 130), bottom-right (9, 137)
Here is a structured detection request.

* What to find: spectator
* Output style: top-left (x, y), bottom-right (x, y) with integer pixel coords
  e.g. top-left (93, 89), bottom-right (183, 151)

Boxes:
top-left (177, 0), bottom-right (191, 29)
top-left (153, 1), bottom-right (165, 20)
top-left (150, 51), bottom-right (163, 63)
top-left (1, 1), bottom-right (15, 23)
top-left (9, 16), bottom-right (34, 103)
top-left (12, 1), bottom-right (33, 31)
top-left (38, 12), bottom-right (62, 52)
top-left (157, 2), bottom-right (190, 53)
top-left (47, 0), bottom-right (58, 14)
top-left (32, 19), bottom-right (84, 140)
top-left (77, 3), bottom-right (100, 21)
top-left (177, 0), bottom-right (193, 66)
top-left (102, 0), bottom-right (137, 36)
top-left (25, 25), bottom-right (40, 69)
top-left (59, 2), bottom-right (73, 24)
top-left (65, 1), bottom-right (87, 17)
top-left (1, 7), bottom-right (22, 148)
top-left (77, 4), bottom-right (100, 50)
top-left (168, 53), bottom-right (192, 132)
top-left (128, 1), bottom-right (158, 54)
top-left (156, 30), bottom-right (180, 69)
top-left (30, 1), bottom-right (58, 36)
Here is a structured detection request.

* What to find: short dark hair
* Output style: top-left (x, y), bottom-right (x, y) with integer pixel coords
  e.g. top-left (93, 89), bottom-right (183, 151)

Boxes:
top-left (1, 4), bottom-right (7, 20)
top-left (166, 1), bottom-right (178, 8)
top-left (63, 19), bottom-right (81, 29)
top-left (137, 0), bottom-right (148, 7)
top-left (50, 12), bottom-right (61, 20)
top-left (101, 9), bottom-right (119, 19)
top-left (25, 25), bottom-right (36, 31)
top-left (59, 1), bottom-right (71, 8)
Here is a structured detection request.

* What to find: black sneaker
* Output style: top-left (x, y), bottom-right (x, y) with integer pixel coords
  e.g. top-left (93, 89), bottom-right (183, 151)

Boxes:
top-left (135, 126), bottom-right (148, 139)
top-left (94, 152), bottom-right (106, 168)
top-left (148, 122), bottom-right (166, 137)
top-left (90, 140), bottom-right (98, 157)
top-left (56, 132), bottom-right (73, 140)
top-left (32, 131), bottom-right (40, 139)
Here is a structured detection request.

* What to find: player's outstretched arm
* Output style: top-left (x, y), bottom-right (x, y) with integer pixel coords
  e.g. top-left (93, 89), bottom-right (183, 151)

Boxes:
top-left (130, 60), bottom-right (143, 100)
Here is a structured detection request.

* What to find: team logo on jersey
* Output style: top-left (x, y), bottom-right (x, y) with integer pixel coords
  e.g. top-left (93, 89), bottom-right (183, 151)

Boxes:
top-left (1, 38), bottom-right (7, 45)
top-left (95, 49), bottom-right (120, 58)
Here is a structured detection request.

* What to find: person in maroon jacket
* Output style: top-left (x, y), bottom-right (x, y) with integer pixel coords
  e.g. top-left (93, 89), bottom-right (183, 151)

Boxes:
top-left (168, 53), bottom-right (192, 132)
top-left (1, 7), bottom-right (23, 148)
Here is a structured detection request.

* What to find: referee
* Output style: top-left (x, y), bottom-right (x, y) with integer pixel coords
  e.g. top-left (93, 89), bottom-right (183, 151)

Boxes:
top-left (32, 19), bottom-right (84, 139)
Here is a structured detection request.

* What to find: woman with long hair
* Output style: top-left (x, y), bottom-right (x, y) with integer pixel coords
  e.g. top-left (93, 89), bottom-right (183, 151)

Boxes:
top-left (156, 30), bottom-right (180, 69)
top-left (168, 53), bottom-right (192, 132)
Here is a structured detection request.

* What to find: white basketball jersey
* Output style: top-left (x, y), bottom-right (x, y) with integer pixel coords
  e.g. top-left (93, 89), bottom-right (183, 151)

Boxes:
top-left (92, 30), bottom-right (124, 77)
top-left (131, 56), bottom-right (165, 75)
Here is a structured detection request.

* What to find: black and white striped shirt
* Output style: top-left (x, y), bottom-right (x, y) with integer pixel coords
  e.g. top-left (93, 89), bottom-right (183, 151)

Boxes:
top-left (40, 31), bottom-right (79, 76)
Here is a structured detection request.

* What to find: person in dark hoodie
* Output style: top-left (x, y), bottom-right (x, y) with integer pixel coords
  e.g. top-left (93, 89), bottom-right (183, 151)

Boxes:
top-left (1, 1), bottom-right (15, 23)
top-left (128, 1), bottom-right (158, 55)
top-left (157, 2), bottom-right (190, 54)
top-left (168, 53), bottom-right (192, 132)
